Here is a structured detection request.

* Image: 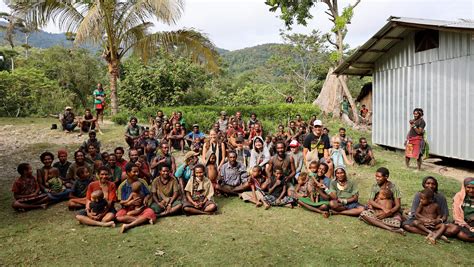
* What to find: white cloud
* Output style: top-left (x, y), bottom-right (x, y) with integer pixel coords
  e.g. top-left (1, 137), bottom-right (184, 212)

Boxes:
top-left (1, 0), bottom-right (473, 50)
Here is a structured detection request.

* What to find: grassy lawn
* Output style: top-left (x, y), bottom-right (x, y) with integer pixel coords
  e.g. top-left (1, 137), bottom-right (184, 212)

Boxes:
top-left (0, 117), bottom-right (472, 266)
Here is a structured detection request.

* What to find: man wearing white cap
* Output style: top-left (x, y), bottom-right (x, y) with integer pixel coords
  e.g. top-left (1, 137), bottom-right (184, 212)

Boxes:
top-left (303, 120), bottom-right (331, 169)
top-left (288, 140), bottom-right (303, 178)
top-left (60, 106), bottom-right (77, 133)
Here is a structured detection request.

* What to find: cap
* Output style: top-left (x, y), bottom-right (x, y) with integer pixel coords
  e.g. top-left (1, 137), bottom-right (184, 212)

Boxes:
top-left (220, 111), bottom-right (227, 116)
top-left (313, 120), bottom-right (323, 127)
top-left (192, 124), bottom-right (199, 128)
top-left (289, 140), bottom-right (300, 147)
top-left (184, 151), bottom-right (199, 161)
top-left (65, 106), bottom-right (72, 110)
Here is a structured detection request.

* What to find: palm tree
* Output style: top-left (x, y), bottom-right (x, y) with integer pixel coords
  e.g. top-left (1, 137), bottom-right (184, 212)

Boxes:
top-left (19, 0), bottom-right (219, 114)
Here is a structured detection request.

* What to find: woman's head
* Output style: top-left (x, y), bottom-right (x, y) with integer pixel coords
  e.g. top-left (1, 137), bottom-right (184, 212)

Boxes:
top-left (335, 167), bottom-right (347, 182)
top-left (40, 151), bottom-right (54, 166)
top-left (74, 151), bottom-right (85, 163)
top-left (464, 177), bottom-right (474, 197)
top-left (422, 176), bottom-right (438, 193)
top-left (253, 136), bottom-right (264, 151)
top-left (194, 164), bottom-right (206, 179)
top-left (17, 163), bottom-right (32, 176)
top-left (98, 166), bottom-right (110, 183)
top-left (375, 167), bottom-right (389, 186)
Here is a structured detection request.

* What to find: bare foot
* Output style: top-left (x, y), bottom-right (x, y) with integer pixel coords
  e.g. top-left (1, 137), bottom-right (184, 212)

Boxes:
top-left (391, 228), bottom-right (406, 236)
top-left (440, 235), bottom-right (451, 243)
top-left (40, 203), bottom-right (48, 210)
top-left (120, 224), bottom-right (128, 233)
top-left (425, 233), bottom-right (436, 244)
top-left (264, 203), bottom-right (271, 210)
top-left (256, 202), bottom-right (263, 208)
top-left (322, 211), bottom-right (330, 218)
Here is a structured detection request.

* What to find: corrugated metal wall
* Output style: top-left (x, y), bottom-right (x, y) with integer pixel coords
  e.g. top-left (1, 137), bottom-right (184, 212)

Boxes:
top-left (373, 31), bottom-right (474, 161)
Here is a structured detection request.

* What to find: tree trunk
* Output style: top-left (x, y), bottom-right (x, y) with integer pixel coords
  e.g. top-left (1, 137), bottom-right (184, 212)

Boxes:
top-left (108, 60), bottom-right (119, 115)
top-left (313, 67), bottom-right (343, 116)
top-left (338, 76), bottom-right (359, 124)
top-left (313, 68), bottom-right (359, 124)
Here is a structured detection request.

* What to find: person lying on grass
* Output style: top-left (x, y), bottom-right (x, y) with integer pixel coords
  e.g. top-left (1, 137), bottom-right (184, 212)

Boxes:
top-left (11, 163), bottom-right (50, 211)
top-left (68, 166), bottom-right (94, 210)
top-left (240, 166), bottom-right (270, 208)
top-left (75, 166), bottom-right (116, 228)
top-left (413, 188), bottom-right (448, 244)
top-left (359, 167), bottom-right (405, 235)
top-left (117, 163), bottom-right (155, 233)
top-left (150, 165), bottom-right (183, 217)
top-left (183, 164), bottom-right (217, 215)
top-left (298, 162), bottom-right (331, 217)
top-left (328, 167), bottom-right (365, 217)
top-left (453, 177), bottom-right (474, 242)
top-left (403, 176), bottom-right (459, 239)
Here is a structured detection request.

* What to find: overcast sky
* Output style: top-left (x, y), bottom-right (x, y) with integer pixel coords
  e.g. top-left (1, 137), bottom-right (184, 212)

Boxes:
top-left (1, 0), bottom-right (473, 50)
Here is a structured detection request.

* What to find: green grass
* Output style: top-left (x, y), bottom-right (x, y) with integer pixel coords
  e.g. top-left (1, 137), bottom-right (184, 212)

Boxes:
top-left (0, 117), bottom-right (472, 266)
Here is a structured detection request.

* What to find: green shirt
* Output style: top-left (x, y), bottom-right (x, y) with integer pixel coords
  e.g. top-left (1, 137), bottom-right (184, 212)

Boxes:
top-left (369, 181), bottom-right (401, 201)
top-left (328, 179), bottom-right (358, 199)
top-left (462, 196), bottom-right (474, 221)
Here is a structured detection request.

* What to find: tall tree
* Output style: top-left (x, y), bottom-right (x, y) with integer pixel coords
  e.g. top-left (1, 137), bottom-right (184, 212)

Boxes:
top-left (266, 0), bottom-right (361, 123)
top-left (17, 0), bottom-right (219, 115)
top-left (265, 30), bottom-right (329, 102)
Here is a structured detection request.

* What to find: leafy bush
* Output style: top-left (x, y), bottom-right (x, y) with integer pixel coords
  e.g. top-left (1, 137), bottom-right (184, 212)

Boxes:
top-left (0, 68), bottom-right (68, 117)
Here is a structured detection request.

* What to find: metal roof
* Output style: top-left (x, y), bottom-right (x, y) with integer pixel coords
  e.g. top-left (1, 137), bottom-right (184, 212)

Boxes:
top-left (334, 16), bottom-right (474, 76)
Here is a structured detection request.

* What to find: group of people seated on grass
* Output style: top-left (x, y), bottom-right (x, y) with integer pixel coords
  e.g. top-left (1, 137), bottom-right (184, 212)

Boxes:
top-left (10, 110), bottom-right (474, 242)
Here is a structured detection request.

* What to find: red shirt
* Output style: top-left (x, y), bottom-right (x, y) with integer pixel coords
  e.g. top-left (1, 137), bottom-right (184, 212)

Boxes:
top-left (86, 181), bottom-right (117, 202)
top-left (11, 176), bottom-right (39, 196)
top-left (116, 159), bottom-right (128, 172)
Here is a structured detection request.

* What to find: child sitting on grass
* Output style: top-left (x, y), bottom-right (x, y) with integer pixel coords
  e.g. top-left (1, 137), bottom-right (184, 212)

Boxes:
top-left (87, 190), bottom-right (115, 227)
top-left (45, 167), bottom-right (72, 202)
top-left (288, 172), bottom-right (310, 199)
top-left (68, 166), bottom-right (93, 209)
top-left (183, 164), bottom-right (217, 215)
top-left (374, 188), bottom-right (394, 217)
top-left (240, 166), bottom-right (270, 208)
top-left (125, 181), bottom-right (145, 216)
top-left (263, 168), bottom-right (297, 209)
top-left (413, 188), bottom-right (448, 244)
top-left (11, 163), bottom-right (50, 211)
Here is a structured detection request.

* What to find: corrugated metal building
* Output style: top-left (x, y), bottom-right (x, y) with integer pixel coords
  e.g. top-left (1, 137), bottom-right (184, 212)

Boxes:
top-left (335, 17), bottom-right (474, 161)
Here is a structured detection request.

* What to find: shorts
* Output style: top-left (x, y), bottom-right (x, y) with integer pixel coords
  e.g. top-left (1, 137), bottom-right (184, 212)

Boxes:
top-left (182, 199), bottom-right (216, 211)
top-left (116, 207), bottom-right (156, 221)
top-left (344, 202), bottom-right (362, 210)
top-left (76, 206), bottom-right (117, 216)
top-left (150, 200), bottom-right (182, 214)
top-left (65, 123), bottom-right (77, 131)
top-left (360, 209), bottom-right (401, 228)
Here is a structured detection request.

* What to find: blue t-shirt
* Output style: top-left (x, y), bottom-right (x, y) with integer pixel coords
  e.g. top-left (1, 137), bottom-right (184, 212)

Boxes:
top-left (186, 131), bottom-right (205, 141)
top-left (175, 164), bottom-right (193, 185)
top-left (118, 179), bottom-right (150, 201)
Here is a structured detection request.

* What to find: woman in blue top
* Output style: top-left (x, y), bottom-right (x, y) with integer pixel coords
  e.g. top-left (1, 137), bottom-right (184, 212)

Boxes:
top-left (175, 151), bottom-right (199, 192)
top-left (93, 83), bottom-right (106, 124)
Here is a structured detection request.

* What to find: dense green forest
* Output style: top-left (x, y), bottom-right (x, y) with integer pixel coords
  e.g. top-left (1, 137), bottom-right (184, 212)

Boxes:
top-left (0, 27), bottom-right (369, 117)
